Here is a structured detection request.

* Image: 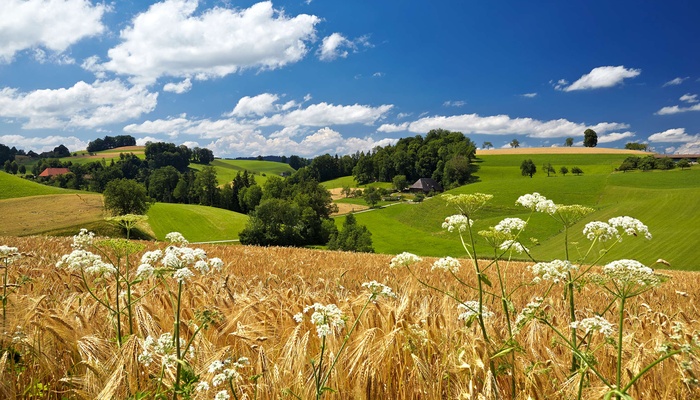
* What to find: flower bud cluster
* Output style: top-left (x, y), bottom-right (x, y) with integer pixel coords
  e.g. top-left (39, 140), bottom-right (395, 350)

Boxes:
top-left (432, 257), bottom-right (461, 273)
top-left (529, 259), bottom-right (576, 284)
top-left (516, 192), bottom-right (557, 214)
top-left (295, 303), bottom-right (346, 338)
top-left (570, 315), bottom-right (615, 337)
top-left (389, 252), bottom-right (422, 268)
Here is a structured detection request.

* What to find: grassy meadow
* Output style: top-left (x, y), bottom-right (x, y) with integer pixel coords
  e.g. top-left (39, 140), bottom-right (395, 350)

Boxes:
top-left (331, 154), bottom-right (700, 270)
top-left (191, 158), bottom-right (296, 186)
top-left (146, 203), bottom-right (247, 242)
top-left (0, 235), bottom-right (698, 399)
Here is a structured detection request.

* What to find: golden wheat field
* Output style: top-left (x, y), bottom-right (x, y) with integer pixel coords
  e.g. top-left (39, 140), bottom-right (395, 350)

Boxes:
top-left (1, 235), bottom-right (699, 399)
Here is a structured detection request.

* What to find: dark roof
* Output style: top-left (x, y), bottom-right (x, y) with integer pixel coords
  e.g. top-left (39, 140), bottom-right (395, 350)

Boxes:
top-left (39, 167), bottom-right (70, 177)
top-left (409, 178), bottom-right (443, 192)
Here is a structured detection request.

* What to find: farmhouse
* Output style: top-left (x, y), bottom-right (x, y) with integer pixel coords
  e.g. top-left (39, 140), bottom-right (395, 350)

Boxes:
top-left (409, 177), bottom-right (443, 193)
top-left (38, 167), bottom-right (71, 177)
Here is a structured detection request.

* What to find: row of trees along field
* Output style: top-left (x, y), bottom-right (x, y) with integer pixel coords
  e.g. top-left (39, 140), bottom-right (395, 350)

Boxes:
top-left (352, 129), bottom-right (477, 188)
top-left (618, 155), bottom-right (690, 171)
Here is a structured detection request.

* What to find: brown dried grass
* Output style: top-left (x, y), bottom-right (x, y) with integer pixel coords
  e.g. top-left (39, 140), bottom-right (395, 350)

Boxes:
top-left (0, 235), bottom-right (698, 399)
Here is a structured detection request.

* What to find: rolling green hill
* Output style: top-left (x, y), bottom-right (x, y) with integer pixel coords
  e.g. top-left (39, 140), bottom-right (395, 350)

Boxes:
top-left (146, 202), bottom-right (248, 242)
top-left (0, 171), bottom-right (82, 199)
top-left (343, 154), bottom-right (700, 270)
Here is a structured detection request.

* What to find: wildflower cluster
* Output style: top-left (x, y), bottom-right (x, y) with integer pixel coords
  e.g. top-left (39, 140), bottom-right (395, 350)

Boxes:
top-left (196, 357), bottom-right (250, 398)
top-left (71, 228), bottom-right (95, 250)
top-left (602, 259), bottom-right (663, 289)
top-left (457, 301), bottom-right (494, 322)
top-left (431, 257), bottom-right (461, 273)
top-left (138, 332), bottom-right (192, 369)
top-left (608, 216), bottom-right (652, 240)
top-left (361, 281), bottom-right (397, 300)
top-left (516, 192), bottom-right (557, 214)
top-left (442, 214), bottom-right (472, 232)
top-left (583, 221), bottom-right (619, 242)
top-left (570, 316), bottom-right (615, 337)
top-left (135, 233), bottom-right (223, 282)
top-left (295, 303), bottom-right (346, 338)
top-left (529, 259), bottom-right (576, 284)
top-left (56, 249), bottom-right (116, 275)
top-left (554, 205), bottom-right (595, 227)
top-left (494, 218), bottom-right (527, 234)
top-left (514, 297), bottom-right (544, 332)
top-left (389, 252), bottom-right (422, 268)
top-left (0, 245), bottom-right (20, 263)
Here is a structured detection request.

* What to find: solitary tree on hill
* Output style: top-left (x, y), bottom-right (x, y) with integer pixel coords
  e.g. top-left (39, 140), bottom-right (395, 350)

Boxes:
top-left (483, 141), bottom-right (493, 150)
top-left (583, 129), bottom-right (598, 147)
top-left (520, 159), bottom-right (536, 178)
top-left (565, 137), bottom-right (574, 147)
top-left (510, 139), bottom-right (520, 148)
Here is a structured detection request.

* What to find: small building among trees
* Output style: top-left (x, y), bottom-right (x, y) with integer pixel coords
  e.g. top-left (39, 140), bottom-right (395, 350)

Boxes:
top-left (38, 167), bottom-right (71, 178)
top-left (409, 178), bottom-right (443, 193)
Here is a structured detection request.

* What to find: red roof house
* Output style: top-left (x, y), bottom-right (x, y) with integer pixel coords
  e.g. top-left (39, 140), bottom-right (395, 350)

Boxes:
top-left (39, 167), bottom-right (71, 177)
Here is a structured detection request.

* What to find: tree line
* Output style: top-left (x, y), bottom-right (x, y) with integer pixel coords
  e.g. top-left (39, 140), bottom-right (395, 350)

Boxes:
top-left (352, 129), bottom-right (477, 189)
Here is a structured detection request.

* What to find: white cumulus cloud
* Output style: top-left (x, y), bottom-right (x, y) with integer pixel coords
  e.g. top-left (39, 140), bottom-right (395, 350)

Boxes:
top-left (655, 103), bottom-right (700, 115)
top-left (0, 0), bottom-right (106, 63)
top-left (163, 78), bottom-right (192, 94)
top-left (317, 32), bottom-right (372, 61)
top-left (0, 134), bottom-right (88, 153)
top-left (0, 80), bottom-right (158, 129)
top-left (103, 1), bottom-right (320, 84)
top-left (558, 66), bottom-right (641, 92)
top-left (647, 128), bottom-right (698, 143)
top-left (378, 113), bottom-right (627, 139)
top-left (597, 131), bottom-right (635, 144)
top-left (228, 93), bottom-right (280, 117)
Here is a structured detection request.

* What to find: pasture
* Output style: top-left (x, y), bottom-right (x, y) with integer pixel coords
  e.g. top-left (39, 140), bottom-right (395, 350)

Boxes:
top-left (334, 153), bottom-right (700, 269)
top-left (146, 202), bottom-right (248, 242)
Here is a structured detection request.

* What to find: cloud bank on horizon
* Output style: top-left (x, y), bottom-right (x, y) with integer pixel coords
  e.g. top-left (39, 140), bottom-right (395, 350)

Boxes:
top-left (0, 0), bottom-right (698, 157)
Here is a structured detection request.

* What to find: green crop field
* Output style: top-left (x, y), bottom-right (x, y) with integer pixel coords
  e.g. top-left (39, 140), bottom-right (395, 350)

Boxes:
top-left (343, 154), bottom-right (700, 270)
top-left (146, 202), bottom-right (248, 242)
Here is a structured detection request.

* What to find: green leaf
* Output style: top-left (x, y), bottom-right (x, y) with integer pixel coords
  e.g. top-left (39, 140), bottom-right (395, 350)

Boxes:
top-left (479, 273), bottom-right (493, 287)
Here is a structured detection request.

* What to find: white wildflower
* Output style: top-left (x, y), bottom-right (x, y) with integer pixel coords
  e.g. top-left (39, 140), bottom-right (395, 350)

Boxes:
top-left (529, 260), bottom-right (576, 284)
top-left (165, 232), bottom-right (188, 244)
top-left (209, 257), bottom-right (224, 270)
top-left (602, 259), bottom-right (661, 288)
top-left (499, 240), bottom-right (528, 254)
top-left (494, 218), bottom-right (527, 234)
top-left (214, 390), bottom-right (231, 400)
top-left (194, 260), bottom-right (210, 273)
top-left (514, 297), bottom-right (543, 332)
top-left (0, 245), bottom-right (20, 263)
top-left (301, 303), bottom-right (345, 338)
top-left (442, 214), bottom-right (472, 233)
top-left (608, 216), bottom-right (652, 240)
top-left (71, 229), bottom-right (95, 250)
top-left (212, 373), bottom-right (227, 387)
top-left (136, 263), bottom-right (155, 278)
top-left (293, 313), bottom-right (303, 323)
top-left (196, 381), bottom-right (210, 392)
top-left (570, 316), bottom-right (615, 337)
top-left (516, 192), bottom-right (557, 214)
top-left (172, 267), bottom-right (195, 283)
top-left (390, 252), bottom-right (422, 268)
top-left (432, 257), bottom-right (461, 273)
top-left (56, 249), bottom-right (115, 276)
top-left (209, 360), bottom-right (225, 373)
top-left (583, 221), bottom-right (619, 242)
top-left (457, 301), bottom-right (494, 321)
top-left (362, 281), bottom-right (397, 299)
top-left (140, 250), bottom-right (162, 265)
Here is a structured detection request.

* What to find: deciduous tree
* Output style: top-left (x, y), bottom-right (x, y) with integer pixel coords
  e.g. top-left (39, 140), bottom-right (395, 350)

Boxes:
top-left (520, 159), bottom-right (536, 178)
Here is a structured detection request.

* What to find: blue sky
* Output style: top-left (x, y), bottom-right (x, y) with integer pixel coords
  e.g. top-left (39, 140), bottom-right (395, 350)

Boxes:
top-left (1, 0), bottom-right (699, 157)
